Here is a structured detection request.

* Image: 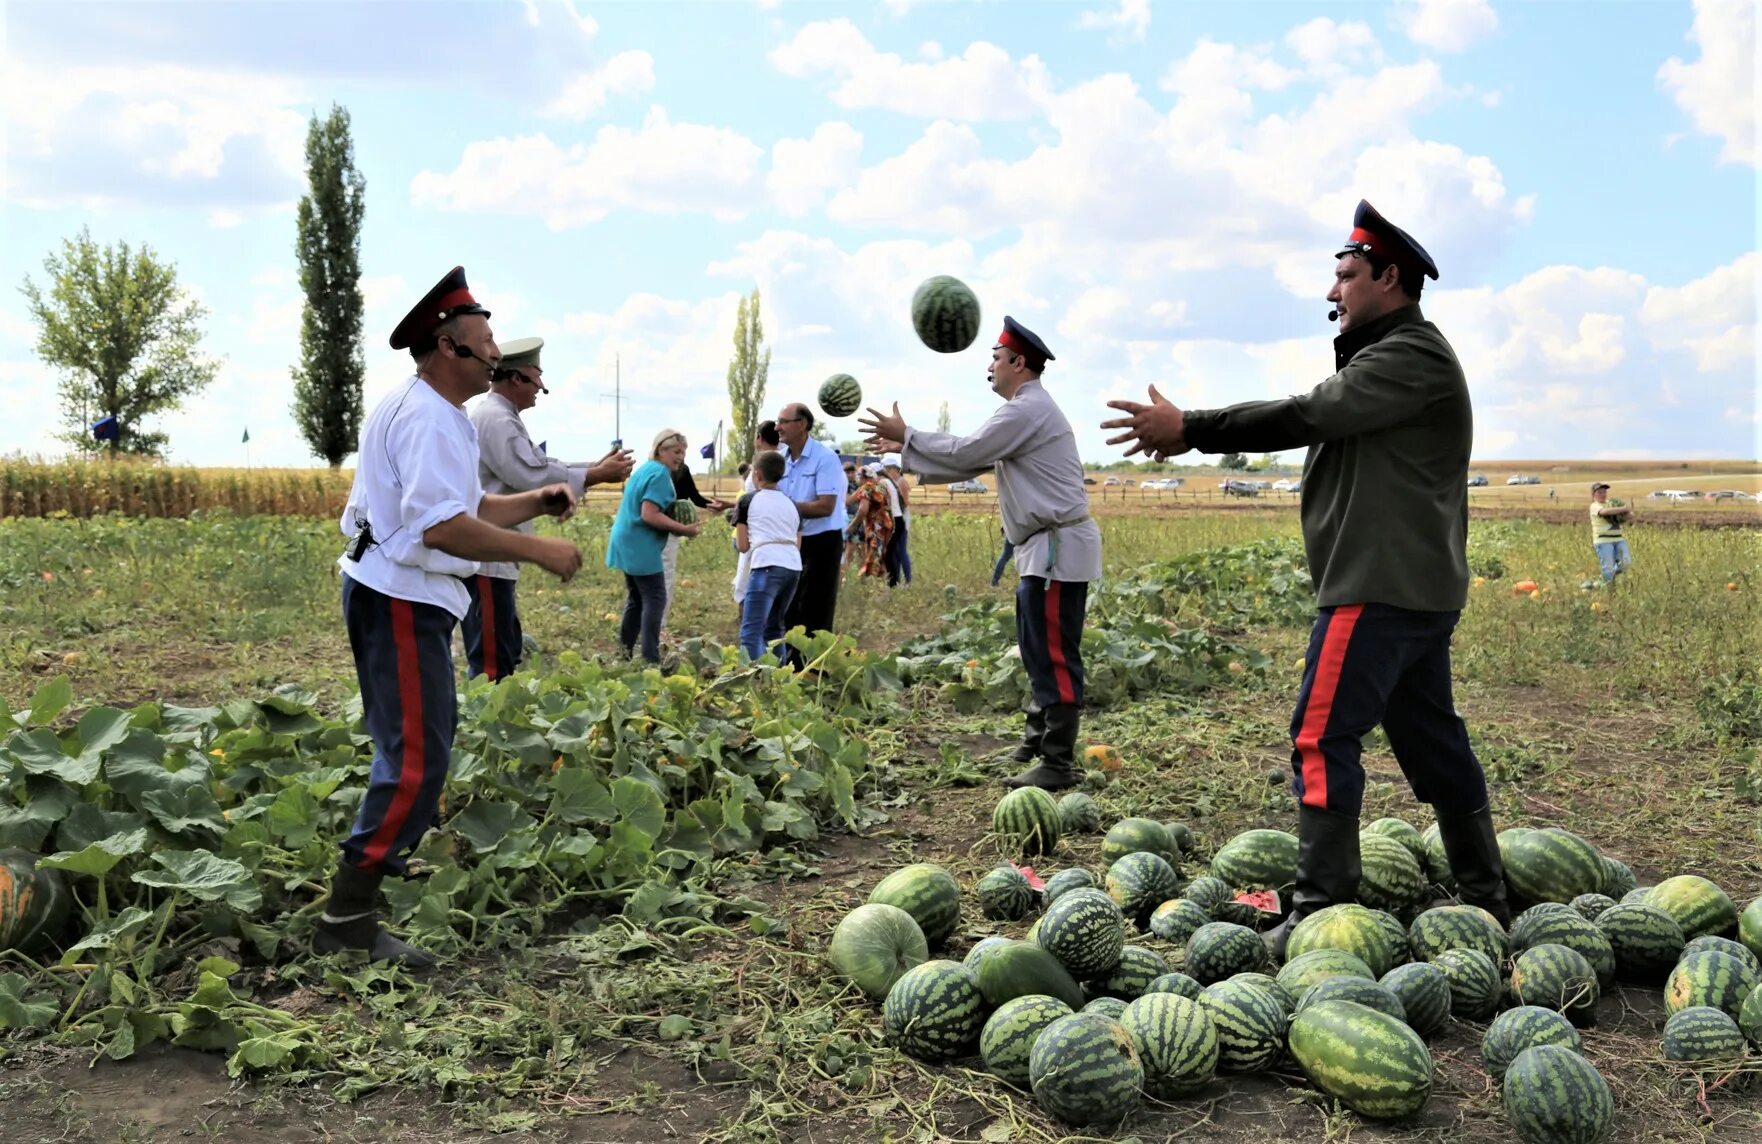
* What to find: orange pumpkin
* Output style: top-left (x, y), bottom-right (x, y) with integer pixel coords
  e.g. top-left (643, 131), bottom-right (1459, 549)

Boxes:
top-left (1513, 580), bottom-right (1538, 593)
top-left (1084, 744), bottom-right (1124, 773)
top-left (0, 849), bottom-right (71, 956)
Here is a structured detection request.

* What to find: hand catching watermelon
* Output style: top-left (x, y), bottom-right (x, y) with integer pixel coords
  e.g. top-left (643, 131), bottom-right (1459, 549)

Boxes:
top-left (860, 402), bottom-right (906, 453)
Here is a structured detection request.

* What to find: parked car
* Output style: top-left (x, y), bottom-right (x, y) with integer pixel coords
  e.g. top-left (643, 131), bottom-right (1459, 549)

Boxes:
top-left (1705, 490), bottom-right (1745, 501)
top-left (1220, 479), bottom-right (1261, 497)
top-left (1271, 478), bottom-right (1302, 492)
top-left (1467, 474), bottom-right (1489, 487)
top-left (949, 479), bottom-right (989, 494)
top-left (1103, 476), bottom-right (1123, 487)
top-left (1506, 475), bottom-right (1539, 486)
top-left (1142, 478), bottom-right (1184, 491)
top-left (1082, 477), bottom-right (1098, 486)
top-left (1653, 490), bottom-right (1696, 502)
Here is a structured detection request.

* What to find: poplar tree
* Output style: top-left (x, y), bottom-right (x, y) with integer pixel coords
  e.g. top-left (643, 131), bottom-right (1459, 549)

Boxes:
top-left (291, 105), bottom-right (367, 468)
top-left (724, 288), bottom-right (771, 466)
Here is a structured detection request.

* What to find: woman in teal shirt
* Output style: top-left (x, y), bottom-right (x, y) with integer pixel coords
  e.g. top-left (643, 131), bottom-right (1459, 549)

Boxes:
top-left (608, 429), bottom-right (701, 662)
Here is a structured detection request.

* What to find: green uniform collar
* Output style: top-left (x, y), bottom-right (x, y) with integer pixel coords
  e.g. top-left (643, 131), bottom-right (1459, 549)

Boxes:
top-left (1334, 303), bottom-right (1425, 369)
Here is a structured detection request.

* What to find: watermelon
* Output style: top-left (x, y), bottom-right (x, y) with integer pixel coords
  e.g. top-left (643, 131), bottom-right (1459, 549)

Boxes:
top-left (1121, 992), bottom-right (1219, 1098)
top-left (1433, 948), bottom-right (1501, 1019)
top-left (1595, 902), bottom-right (1684, 980)
top-left (1380, 962), bottom-right (1452, 1036)
top-left (1501, 1045), bottom-right (1614, 1144)
top-left (1296, 977), bottom-right (1407, 1024)
top-left (1510, 901), bottom-right (1578, 940)
top-left (1647, 874), bottom-right (1739, 941)
top-left (1105, 851), bottom-right (1180, 924)
top-left (0, 850), bottom-right (70, 956)
top-left (1276, 949), bottom-right (1375, 996)
top-left (1599, 856), bottom-right (1637, 900)
top-left (910, 275), bottom-right (981, 355)
top-left (1212, 899), bottom-right (1266, 928)
top-left (980, 994), bottom-right (1072, 1085)
top-left (1163, 820), bottom-right (1194, 856)
top-left (1182, 875), bottom-right (1233, 915)
top-left (1481, 1006), bottom-right (1582, 1082)
top-left (1036, 888), bottom-right (1126, 979)
top-left (1285, 903), bottom-right (1397, 978)
top-left (1087, 944), bottom-right (1169, 1001)
top-left (1738, 981), bottom-right (1762, 1049)
top-left (1198, 979), bottom-right (1286, 1072)
top-left (1083, 996), bottom-right (1129, 1018)
top-left (664, 498), bottom-right (698, 525)
top-left (993, 786), bottom-right (1063, 857)
top-left (1042, 868), bottom-right (1095, 905)
top-left (1148, 898), bottom-right (1211, 945)
top-left (1184, 922), bottom-right (1265, 984)
top-left (1509, 909), bottom-right (1616, 988)
top-left (1662, 1005), bottom-right (1748, 1064)
top-left (1029, 1012), bottom-right (1142, 1127)
top-left (1227, 971), bottom-right (1296, 1017)
top-left (1358, 832), bottom-right (1427, 913)
top-left (817, 373), bottom-right (862, 418)
top-left (869, 864), bottom-right (961, 948)
top-left (882, 960), bottom-right (986, 1062)
top-left (973, 939), bottom-right (1085, 1010)
top-left (964, 935), bottom-right (1011, 972)
top-left (976, 866), bottom-right (1034, 921)
top-left (1621, 887), bottom-right (1653, 905)
top-left (1365, 817), bottom-right (1428, 867)
top-left (1570, 893), bottom-right (1617, 922)
top-left (1210, 829), bottom-right (1298, 892)
top-left (1100, 817), bottom-right (1174, 866)
top-left (1369, 909), bottom-right (1412, 969)
top-left (1509, 943), bottom-right (1600, 1026)
top-left (1664, 949), bottom-right (1759, 1021)
top-left (1504, 829), bottom-right (1605, 905)
top-left (1056, 791), bottom-right (1100, 834)
top-left (1682, 934), bottom-right (1761, 977)
top-left (1740, 895), bottom-right (1762, 960)
top-left (1419, 822), bottom-right (1454, 888)
top-left (1288, 1000), bottom-right (1434, 1120)
top-left (1409, 905), bottom-right (1507, 965)
top-left (828, 903), bottom-right (929, 1000)
top-left (1145, 972), bottom-right (1203, 1001)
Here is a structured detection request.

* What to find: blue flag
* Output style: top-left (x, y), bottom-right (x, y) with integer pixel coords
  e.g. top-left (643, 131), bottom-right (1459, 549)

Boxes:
top-left (91, 415), bottom-right (119, 442)
top-left (699, 442), bottom-right (716, 460)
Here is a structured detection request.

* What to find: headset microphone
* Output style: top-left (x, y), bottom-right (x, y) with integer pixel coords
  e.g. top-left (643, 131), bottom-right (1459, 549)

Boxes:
top-left (452, 342), bottom-right (476, 359)
top-left (1328, 309), bottom-right (1340, 321)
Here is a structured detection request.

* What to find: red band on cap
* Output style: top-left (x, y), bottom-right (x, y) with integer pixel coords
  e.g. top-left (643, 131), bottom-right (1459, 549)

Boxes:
top-left (997, 328), bottom-right (1026, 356)
top-left (434, 287), bottom-right (475, 316)
top-left (1347, 227), bottom-right (1388, 258)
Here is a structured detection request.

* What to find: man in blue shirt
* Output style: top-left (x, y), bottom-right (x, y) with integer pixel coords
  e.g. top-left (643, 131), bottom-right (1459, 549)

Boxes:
top-left (776, 402), bottom-right (847, 659)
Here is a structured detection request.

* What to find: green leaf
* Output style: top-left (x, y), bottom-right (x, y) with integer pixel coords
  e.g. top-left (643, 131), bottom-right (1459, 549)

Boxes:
top-left (228, 1029), bottom-right (304, 1076)
top-left (0, 971), bottom-right (58, 1029)
top-left (131, 850), bottom-right (261, 911)
top-left (610, 776), bottom-right (665, 844)
top-left (189, 967), bottom-right (238, 1008)
top-left (74, 707), bottom-right (135, 765)
top-left (62, 904), bottom-right (155, 959)
top-left (0, 798), bottom-right (63, 850)
top-left (103, 729), bottom-right (175, 800)
top-left (623, 879), bottom-right (671, 922)
top-left (25, 676), bottom-right (72, 728)
top-left (448, 799), bottom-right (533, 854)
top-left (141, 783), bottom-right (226, 836)
top-left (264, 785), bottom-right (321, 848)
top-left (54, 803), bottom-right (148, 852)
top-left (7, 728), bottom-right (94, 784)
top-left (549, 767), bottom-right (615, 824)
top-left (41, 826), bottom-right (150, 876)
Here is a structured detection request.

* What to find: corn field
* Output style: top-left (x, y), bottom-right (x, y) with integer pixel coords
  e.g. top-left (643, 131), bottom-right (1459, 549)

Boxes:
top-left (0, 459), bottom-right (353, 518)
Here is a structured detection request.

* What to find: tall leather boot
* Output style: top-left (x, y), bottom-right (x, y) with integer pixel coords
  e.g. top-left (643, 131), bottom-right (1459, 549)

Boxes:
top-left (1266, 805), bottom-right (1362, 961)
top-left (1011, 704), bottom-right (1047, 764)
top-left (1004, 703), bottom-right (1080, 791)
top-left (1436, 802), bottom-right (1512, 928)
top-left (312, 863), bottom-right (437, 969)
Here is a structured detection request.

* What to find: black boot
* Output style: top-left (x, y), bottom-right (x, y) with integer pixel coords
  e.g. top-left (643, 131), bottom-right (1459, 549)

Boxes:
top-left (312, 864), bottom-right (437, 969)
top-left (1004, 703), bottom-right (1080, 790)
top-left (1267, 805), bottom-right (1363, 961)
top-left (1436, 803), bottom-right (1512, 928)
top-left (1011, 704), bottom-right (1047, 764)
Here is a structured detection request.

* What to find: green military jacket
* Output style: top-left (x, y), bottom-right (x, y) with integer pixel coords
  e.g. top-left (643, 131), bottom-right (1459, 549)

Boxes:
top-left (1184, 305), bottom-right (1471, 613)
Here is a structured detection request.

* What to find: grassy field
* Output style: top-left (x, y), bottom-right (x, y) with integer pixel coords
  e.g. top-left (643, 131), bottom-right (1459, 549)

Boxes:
top-left (1, 504), bottom-right (1759, 1143)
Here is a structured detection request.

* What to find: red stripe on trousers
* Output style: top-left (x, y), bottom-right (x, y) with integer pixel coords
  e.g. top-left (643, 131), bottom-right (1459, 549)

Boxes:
top-left (1294, 604), bottom-right (1363, 809)
top-left (361, 598), bottom-right (427, 869)
top-left (1045, 581), bottom-right (1076, 705)
top-left (476, 575), bottom-right (498, 680)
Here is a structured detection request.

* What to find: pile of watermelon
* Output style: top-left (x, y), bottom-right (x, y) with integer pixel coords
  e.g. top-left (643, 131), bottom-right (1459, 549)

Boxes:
top-left (823, 806), bottom-right (1762, 1136)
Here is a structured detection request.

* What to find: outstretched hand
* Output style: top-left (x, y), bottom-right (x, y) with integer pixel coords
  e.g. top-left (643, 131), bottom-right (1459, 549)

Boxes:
top-left (537, 482), bottom-right (577, 521)
top-left (1101, 384), bottom-right (1189, 460)
top-left (586, 447), bottom-right (636, 485)
top-left (859, 403), bottom-right (906, 454)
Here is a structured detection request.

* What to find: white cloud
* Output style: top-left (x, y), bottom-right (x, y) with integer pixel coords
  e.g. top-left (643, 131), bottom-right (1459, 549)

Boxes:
top-left (543, 50), bottom-right (655, 119)
top-left (409, 108), bottom-right (765, 228)
top-left (209, 209), bottom-right (245, 229)
top-left (1077, 0), bottom-right (1151, 43)
top-left (1284, 18), bottom-right (1385, 78)
top-left (1639, 251), bottom-right (1759, 371)
top-left (770, 20), bottom-right (1053, 120)
top-left (768, 121), bottom-right (864, 215)
top-left (1394, 0), bottom-right (1499, 53)
top-left (1657, 0), bottom-right (1757, 166)
top-left (1160, 37), bottom-right (1297, 96)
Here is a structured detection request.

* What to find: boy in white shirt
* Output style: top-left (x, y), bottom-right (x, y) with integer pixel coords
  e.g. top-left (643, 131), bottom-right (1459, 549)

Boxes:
top-left (735, 449), bottom-right (802, 661)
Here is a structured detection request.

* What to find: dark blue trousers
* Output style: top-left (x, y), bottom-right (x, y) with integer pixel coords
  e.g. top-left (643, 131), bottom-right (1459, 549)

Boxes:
top-left (339, 576), bottom-right (458, 876)
top-left (461, 574), bottom-right (522, 680)
top-left (1016, 576), bottom-right (1087, 709)
top-left (1289, 603), bottom-right (1489, 818)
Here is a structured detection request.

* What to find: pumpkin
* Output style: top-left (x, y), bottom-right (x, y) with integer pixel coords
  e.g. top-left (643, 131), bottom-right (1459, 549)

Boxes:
top-left (1513, 580), bottom-right (1538, 593)
top-left (1084, 745), bottom-right (1124, 773)
top-left (0, 849), bottom-right (72, 956)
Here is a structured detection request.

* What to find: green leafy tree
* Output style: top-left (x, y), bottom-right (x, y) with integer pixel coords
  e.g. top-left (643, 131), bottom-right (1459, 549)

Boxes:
top-left (291, 105), bottom-right (367, 468)
top-left (724, 287), bottom-right (771, 466)
top-left (1219, 452), bottom-right (1249, 471)
top-left (937, 400), bottom-right (952, 433)
top-left (20, 228), bottom-right (219, 456)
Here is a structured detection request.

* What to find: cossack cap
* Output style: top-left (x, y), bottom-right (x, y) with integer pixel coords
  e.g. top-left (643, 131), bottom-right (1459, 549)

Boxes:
top-left (997, 315), bottom-right (1055, 370)
top-left (389, 266), bottom-right (491, 351)
top-left (1336, 200), bottom-right (1439, 282)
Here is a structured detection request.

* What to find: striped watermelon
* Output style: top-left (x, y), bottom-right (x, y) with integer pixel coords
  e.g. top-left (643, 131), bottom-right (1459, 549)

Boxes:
top-left (1647, 874), bottom-right (1739, 941)
top-left (1433, 948), bottom-right (1501, 1019)
top-left (1738, 981), bottom-right (1762, 1049)
top-left (1288, 1000), bottom-right (1435, 1120)
top-left (1510, 910), bottom-right (1616, 988)
top-left (665, 498), bottom-right (698, 525)
top-left (1277, 949), bottom-right (1375, 996)
top-left (828, 903), bottom-right (929, 1000)
top-left (910, 275), bottom-right (981, 355)
top-left (976, 866), bottom-right (1034, 921)
top-left (1682, 934), bottom-right (1761, 976)
top-left (1504, 828), bottom-right (1605, 905)
top-left (1163, 820), bottom-right (1195, 856)
top-left (1662, 1005), bottom-right (1748, 1064)
top-left (1028, 1012), bottom-right (1143, 1127)
top-left (1149, 898), bottom-right (1211, 944)
top-left (1088, 944), bottom-right (1169, 1001)
top-left (1365, 817), bottom-right (1429, 867)
top-left (1184, 922), bottom-right (1265, 984)
top-left (1286, 903), bottom-right (1397, 977)
top-left (1121, 992), bottom-right (1219, 1098)
top-left (1105, 851), bottom-right (1180, 923)
top-left (1101, 817), bottom-right (1175, 866)
top-left (1409, 905), bottom-right (1507, 965)
top-left (1145, 972), bottom-right (1204, 1000)
top-left (1570, 893), bottom-right (1617, 922)
top-left (1370, 909), bottom-right (1412, 969)
top-left (1481, 1006), bottom-right (1582, 1082)
top-left (1621, 887), bottom-right (1653, 905)
top-left (964, 935), bottom-right (1011, 972)
top-left (869, 864), bottom-right (961, 948)
top-left (1083, 996), bottom-right (1129, 1018)
top-left (1211, 829), bottom-right (1298, 892)
top-left (973, 939), bottom-right (1085, 1009)
top-left (1181, 875), bottom-right (1233, 915)
top-left (1227, 971), bottom-right (1296, 1018)
top-left (1198, 979), bottom-right (1286, 1072)
top-left (1664, 949), bottom-right (1759, 1021)
top-left (1212, 899), bottom-right (1265, 928)
top-left (882, 960), bottom-right (986, 1062)
top-left (817, 373), bottom-right (863, 419)
top-left (1510, 943), bottom-right (1600, 1026)
top-left (1599, 856), bottom-right (1637, 900)
top-left (1501, 1045), bottom-right (1614, 1144)
top-left (1741, 895), bottom-right (1762, 960)
top-left (1056, 791), bottom-right (1101, 834)
top-left (1380, 962), bottom-right (1452, 1036)
top-left (980, 994), bottom-right (1072, 1085)
top-left (1296, 977), bottom-right (1408, 1025)
top-left (1042, 867), bottom-right (1095, 905)
top-left (1420, 822), bottom-right (1455, 889)
top-left (1036, 888), bottom-right (1126, 978)
top-left (993, 786), bottom-right (1063, 857)
top-left (1358, 832), bottom-right (1428, 913)
top-left (1595, 902), bottom-right (1684, 980)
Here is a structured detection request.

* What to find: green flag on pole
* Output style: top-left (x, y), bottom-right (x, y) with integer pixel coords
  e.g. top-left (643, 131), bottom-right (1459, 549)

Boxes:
top-left (242, 427), bottom-right (250, 444)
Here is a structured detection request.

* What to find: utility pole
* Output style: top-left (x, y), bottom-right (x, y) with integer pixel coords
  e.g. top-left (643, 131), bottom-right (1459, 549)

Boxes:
top-left (601, 353), bottom-right (629, 448)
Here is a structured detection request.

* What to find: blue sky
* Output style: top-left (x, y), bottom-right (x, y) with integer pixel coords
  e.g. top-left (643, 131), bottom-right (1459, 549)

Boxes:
top-left (1, 0), bottom-right (1755, 467)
